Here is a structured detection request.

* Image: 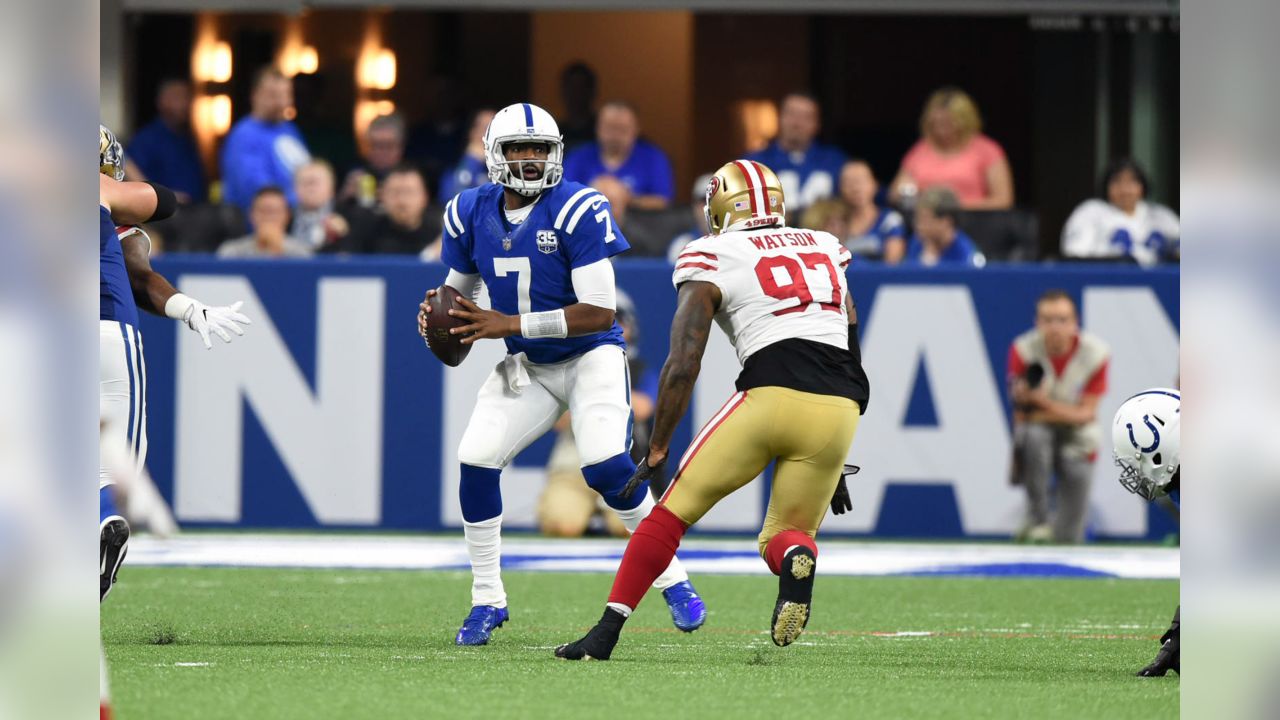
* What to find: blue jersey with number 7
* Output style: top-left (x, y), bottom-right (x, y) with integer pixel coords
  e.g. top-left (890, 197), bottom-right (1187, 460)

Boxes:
top-left (441, 180), bottom-right (630, 364)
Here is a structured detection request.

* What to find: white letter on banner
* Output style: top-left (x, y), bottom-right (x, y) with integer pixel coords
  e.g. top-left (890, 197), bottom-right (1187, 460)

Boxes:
top-left (174, 276), bottom-right (385, 524)
top-left (826, 286), bottom-right (1022, 535)
top-left (1083, 287), bottom-right (1180, 537)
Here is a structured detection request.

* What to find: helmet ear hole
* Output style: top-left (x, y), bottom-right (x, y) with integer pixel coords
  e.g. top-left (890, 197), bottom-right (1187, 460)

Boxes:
top-left (1152, 452), bottom-right (1162, 465)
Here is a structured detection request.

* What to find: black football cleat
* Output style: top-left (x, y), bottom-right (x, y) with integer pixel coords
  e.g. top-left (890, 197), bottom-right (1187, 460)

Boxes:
top-left (1136, 639), bottom-right (1179, 676)
top-left (555, 608), bottom-right (626, 661)
top-left (100, 515), bottom-right (130, 602)
top-left (771, 546), bottom-right (816, 647)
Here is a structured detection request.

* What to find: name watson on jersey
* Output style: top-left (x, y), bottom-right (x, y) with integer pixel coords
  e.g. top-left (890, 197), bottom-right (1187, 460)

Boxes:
top-left (750, 231), bottom-right (820, 250)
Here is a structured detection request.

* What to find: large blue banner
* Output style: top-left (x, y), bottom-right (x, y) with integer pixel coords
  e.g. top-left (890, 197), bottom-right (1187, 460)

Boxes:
top-left (139, 258), bottom-right (1179, 540)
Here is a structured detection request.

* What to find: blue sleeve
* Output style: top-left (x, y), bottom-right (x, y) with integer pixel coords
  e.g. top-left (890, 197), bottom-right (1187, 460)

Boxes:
top-left (646, 145), bottom-right (675, 201)
top-left (221, 124), bottom-right (277, 211)
top-left (881, 209), bottom-right (907, 240)
top-left (565, 195), bottom-right (629, 267)
top-left (440, 193), bottom-right (479, 274)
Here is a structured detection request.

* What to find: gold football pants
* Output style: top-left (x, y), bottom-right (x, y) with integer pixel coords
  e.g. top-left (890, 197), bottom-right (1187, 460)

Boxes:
top-left (660, 386), bottom-right (860, 557)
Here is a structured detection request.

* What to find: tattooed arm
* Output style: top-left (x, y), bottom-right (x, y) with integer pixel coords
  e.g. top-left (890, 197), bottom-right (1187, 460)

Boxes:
top-left (645, 281), bottom-right (721, 466)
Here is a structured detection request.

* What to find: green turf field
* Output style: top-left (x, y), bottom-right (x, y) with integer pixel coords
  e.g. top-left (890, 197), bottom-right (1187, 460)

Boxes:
top-left (102, 567), bottom-right (1178, 719)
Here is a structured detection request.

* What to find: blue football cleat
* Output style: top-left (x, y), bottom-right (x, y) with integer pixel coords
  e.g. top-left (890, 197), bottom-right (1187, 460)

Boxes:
top-left (662, 580), bottom-right (707, 632)
top-left (455, 605), bottom-right (509, 646)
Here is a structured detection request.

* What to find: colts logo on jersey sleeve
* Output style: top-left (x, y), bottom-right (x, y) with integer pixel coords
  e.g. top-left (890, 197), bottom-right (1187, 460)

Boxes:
top-left (536, 230), bottom-right (559, 254)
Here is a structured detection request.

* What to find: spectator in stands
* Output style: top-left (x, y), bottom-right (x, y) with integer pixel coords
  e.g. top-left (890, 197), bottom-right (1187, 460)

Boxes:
top-left (747, 92), bottom-right (847, 218)
top-left (537, 291), bottom-right (657, 537)
top-left (343, 165), bottom-right (441, 255)
top-left (339, 112), bottom-right (407, 209)
top-left (839, 159), bottom-right (907, 262)
top-left (903, 187), bottom-right (985, 267)
top-left (439, 109), bottom-right (496, 203)
top-left (560, 62), bottom-right (599, 153)
top-left (292, 160), bottom-right (360, 252)
top-left (125, 78), bottom-right (206, 203)
top-left (800, 199), bottom-right (852, 240)
top-left (890, 87), bottom-right (1013, 210)
top-left (667, 173), bottom-right (713, 262)
top-left (590, 175), bottom-right (631, 231)
top-left (220, 67), bottom-right (310, 212)
top-left (217, 186), bottom-right (312, 258)
top-left (1061, 157), bottom-right (1179, 266)
top-left (564, 101), bottom-right (674, 209)
top-left (1008, 289), bottom-right (1110, 544)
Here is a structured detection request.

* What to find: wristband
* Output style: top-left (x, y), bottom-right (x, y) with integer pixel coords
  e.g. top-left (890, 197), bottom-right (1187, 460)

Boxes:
top-left (520, 309), bottom-right (568, 339)
top-left (164, 293), bottom-right (196, 323)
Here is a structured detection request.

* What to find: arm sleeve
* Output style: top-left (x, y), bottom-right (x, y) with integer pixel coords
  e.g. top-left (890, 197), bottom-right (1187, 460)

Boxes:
top-left (444, 269), bottom-right (482, 301)
top-left (672, 243), bottom-right (723, 291)
top-left (570, 258), bottom-right (617, 310)
top-left (439, 195), bottom-right (479, 274)
top-left (882, 210), bottom-right (907, 239)
top-left (563, 194), bottom-right (630, 267)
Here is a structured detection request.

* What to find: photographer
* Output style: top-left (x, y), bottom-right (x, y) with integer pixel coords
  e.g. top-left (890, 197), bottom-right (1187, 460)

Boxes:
top-left (1007, 290), bottom-right (1110, 543)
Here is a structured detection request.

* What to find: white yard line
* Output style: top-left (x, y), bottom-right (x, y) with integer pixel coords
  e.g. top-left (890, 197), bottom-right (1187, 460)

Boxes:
top-left (125, 534), bottom-right (1179, 580)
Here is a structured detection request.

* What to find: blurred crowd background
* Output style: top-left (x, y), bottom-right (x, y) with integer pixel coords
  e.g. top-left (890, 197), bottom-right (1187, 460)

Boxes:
top-left (101, 6), bottom-right (1178, 268)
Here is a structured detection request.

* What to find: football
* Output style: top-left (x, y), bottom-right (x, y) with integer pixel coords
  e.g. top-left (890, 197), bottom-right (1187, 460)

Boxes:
top-left (423, 284), bottom-right (472, 367)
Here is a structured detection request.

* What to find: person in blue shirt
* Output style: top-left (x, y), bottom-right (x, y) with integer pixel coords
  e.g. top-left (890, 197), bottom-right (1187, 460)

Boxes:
top-left (903, 186), bottom-right (986, 267)
top-left (839, 160), bottom-right (907, 262)
top-left (438, 108), bottom-right (495, 203)
top-left (747, 92), bottom-right (847, 217)
top-left (125, 78), bottom-right (206, 203)
top-left (219, 67), bottom-right (310, 212)
top-left (563, 101), bottom-right (674, 209)
top-left (415, 103), bottom-right (706, 647)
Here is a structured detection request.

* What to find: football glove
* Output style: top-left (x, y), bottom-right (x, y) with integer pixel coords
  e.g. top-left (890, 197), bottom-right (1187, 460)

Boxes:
top-left (620, 454), bottom-right (667, 501)
top-left (830, 464), bottom-right (859, 515)
top-left (165, 293), bottom-right (251, 349)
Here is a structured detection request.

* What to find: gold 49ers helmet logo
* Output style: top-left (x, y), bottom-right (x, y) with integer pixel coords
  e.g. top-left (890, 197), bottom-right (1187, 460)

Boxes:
top-left (705, 175), bottom-right (721, 205)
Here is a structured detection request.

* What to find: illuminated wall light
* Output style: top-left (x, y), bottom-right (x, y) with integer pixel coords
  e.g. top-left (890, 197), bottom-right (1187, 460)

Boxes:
top-left (738, 100), bottom-right (779, 153)
top-left (199, 41), bottom-right (232, 83)
top-left (194, 94), bottom-right (233, 136)
top-left (358, 48), bottom-right (397, 90)
top-left (298, 46), bottom-right (318, 75)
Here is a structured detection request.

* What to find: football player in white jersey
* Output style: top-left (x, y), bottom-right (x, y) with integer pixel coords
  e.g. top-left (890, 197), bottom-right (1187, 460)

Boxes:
top-left (1111, 389), bottom-right (1180, 676)
top-left (556, 159), bottom-right (870, 660)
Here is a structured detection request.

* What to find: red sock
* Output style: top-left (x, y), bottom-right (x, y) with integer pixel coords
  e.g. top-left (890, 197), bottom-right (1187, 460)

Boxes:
top-left (607, 505), bottom-right (688, 609)
top-left (764, 530), bottom-right (817, 575)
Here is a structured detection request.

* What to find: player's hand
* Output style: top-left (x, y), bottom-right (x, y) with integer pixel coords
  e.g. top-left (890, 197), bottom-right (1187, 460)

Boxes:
top-left (831, 464), bottom-right (858, 515)
top-left (620, 452), bottom-right (667, 501)
top-left (418, 288), bottom-right (438, 339)
top-left (448, 295), bottom-right (519, 344)
top-left (165, 294), bottom-right (251, 349)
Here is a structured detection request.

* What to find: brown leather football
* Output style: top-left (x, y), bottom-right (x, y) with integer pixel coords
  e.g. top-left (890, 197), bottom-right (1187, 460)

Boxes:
top-left (423, 285), bottom-right (472, 367)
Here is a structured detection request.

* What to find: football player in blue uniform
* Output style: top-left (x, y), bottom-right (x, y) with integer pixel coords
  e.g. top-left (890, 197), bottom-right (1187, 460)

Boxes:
top-left (99, 126), bottom-right (251, 601)
top-left (1111, 388), bottom-right (1180, 676)
top-left (416, 103), bottom-right (707, 645)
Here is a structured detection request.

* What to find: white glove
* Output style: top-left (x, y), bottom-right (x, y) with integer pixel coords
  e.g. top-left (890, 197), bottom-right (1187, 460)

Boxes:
top-left (164, 293), bottom-right (251, 349)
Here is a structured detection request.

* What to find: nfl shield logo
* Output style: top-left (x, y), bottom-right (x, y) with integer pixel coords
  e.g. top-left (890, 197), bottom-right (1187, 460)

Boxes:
top-left (536, 230), bottom-right (559, 254)
top-left (502, 237), bottom-right (512, 251)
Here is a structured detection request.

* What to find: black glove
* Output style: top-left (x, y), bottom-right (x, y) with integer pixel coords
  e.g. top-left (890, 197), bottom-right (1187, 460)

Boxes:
top-left (620, 454), bottom-right (667, 501)
top-left (1137, 608), bottom-right (1179, 677)
top-left (831, 464), bottom-right (859, 515)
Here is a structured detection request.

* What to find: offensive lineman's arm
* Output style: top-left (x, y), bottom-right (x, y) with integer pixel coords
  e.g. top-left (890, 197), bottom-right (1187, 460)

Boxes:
top-left (119, 227), bottom-right (251, 348)
top-left (99, 173), bottom-right (176, 225)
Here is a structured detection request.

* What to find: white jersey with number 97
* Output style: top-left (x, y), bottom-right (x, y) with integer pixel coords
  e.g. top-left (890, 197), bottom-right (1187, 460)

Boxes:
top-left (672, 226), bottom-right (852, 365)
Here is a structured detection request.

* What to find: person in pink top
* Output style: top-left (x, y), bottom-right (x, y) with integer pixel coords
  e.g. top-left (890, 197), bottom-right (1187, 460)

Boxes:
top-left (889, 87), bottom-right (1014, 210)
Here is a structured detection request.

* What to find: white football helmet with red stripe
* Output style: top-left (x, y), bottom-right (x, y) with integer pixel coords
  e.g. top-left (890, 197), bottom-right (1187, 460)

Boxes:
top-left (704, 159), bottom-right (786, 234)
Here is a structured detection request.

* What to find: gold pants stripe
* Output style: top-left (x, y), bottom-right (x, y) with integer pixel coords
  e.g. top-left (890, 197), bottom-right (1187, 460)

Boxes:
top-left (661, 386), bottom-right (860, 557)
